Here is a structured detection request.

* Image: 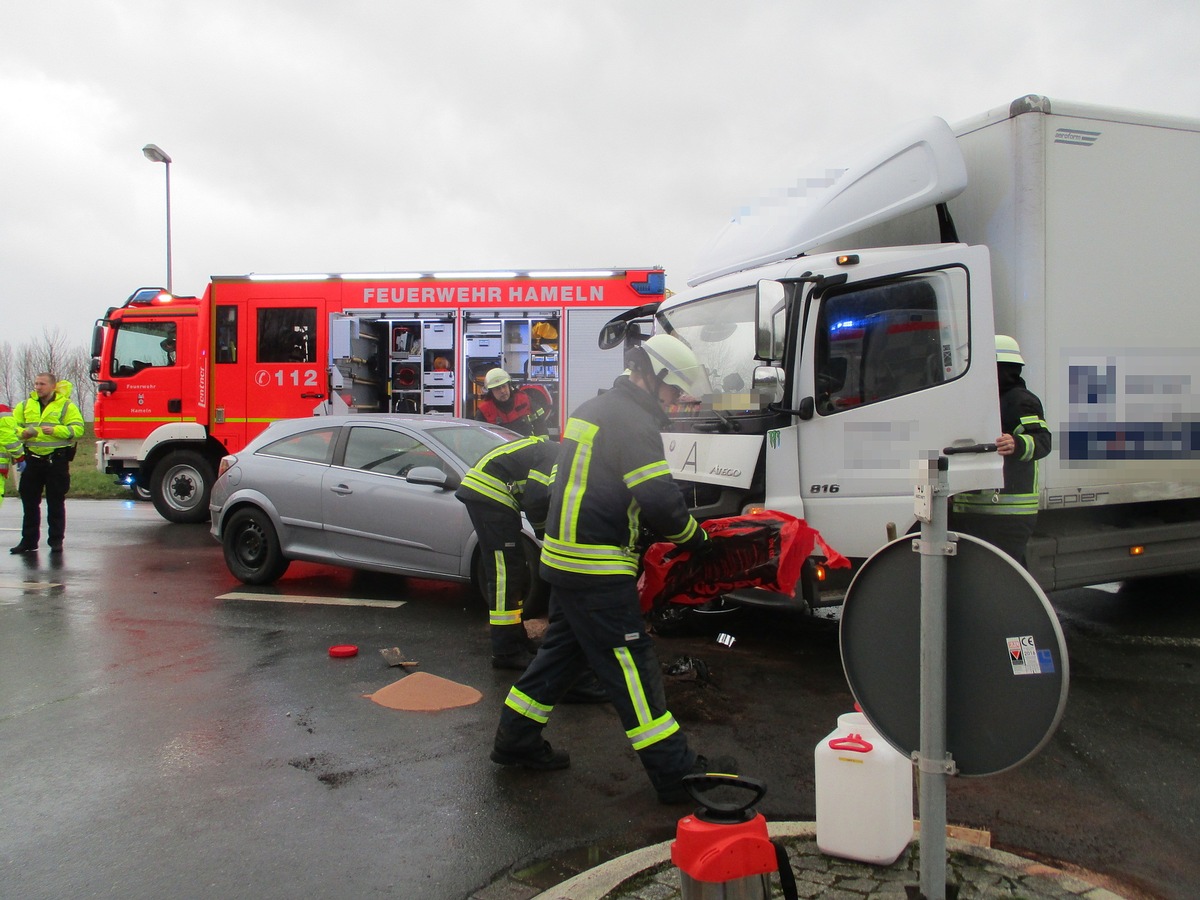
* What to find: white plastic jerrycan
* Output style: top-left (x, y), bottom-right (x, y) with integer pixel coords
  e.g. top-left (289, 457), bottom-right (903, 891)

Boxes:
top-left (815, 710), bottom-right (914, 864)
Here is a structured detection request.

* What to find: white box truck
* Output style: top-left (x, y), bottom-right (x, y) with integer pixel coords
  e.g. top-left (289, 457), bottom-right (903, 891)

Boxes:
top-left (630, 94), bottom-right (1200, 606)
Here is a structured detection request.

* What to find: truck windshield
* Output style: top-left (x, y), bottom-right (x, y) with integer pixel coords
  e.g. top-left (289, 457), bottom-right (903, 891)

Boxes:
top-left (109, 321), bottom-right (177, 377)
top-left (657, 287), bottom-right (761, 410)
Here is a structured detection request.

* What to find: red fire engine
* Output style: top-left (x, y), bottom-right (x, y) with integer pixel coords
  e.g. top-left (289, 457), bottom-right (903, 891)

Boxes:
top-left (90, 268), bottom-right (665, 522)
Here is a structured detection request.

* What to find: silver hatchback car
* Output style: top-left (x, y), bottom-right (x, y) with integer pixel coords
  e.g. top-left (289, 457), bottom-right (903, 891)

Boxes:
top-left (210, 415), bottom-right (545, 606)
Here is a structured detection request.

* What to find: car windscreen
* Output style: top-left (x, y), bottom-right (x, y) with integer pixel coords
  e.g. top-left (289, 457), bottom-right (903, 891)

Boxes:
top-left (424, 424), bottom-right (519, 467)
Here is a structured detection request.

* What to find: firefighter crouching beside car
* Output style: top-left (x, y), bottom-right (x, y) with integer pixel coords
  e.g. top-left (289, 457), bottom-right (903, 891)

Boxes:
top-left (455, 435), bottom-right (560, 669)
top-left (491, 333), bottom-right (734, 804)
top-left (475, 368), bottom-right (552, 438)
top-left (10, 375), bottom-right (84, 555)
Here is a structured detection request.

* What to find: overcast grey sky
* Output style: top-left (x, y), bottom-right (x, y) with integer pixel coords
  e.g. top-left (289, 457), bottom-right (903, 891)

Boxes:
top-left (3, 1), bottom-right (1198, 350)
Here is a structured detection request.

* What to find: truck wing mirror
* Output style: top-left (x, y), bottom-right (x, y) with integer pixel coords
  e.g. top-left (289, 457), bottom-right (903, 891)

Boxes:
top-left (751, 365), bottom-right (785, 404)
top-left (755, 280), bottom-right (787, 360)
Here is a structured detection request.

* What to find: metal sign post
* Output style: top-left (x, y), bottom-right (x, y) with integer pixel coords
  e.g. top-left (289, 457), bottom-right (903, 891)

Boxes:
top-left (912, 454), bottom-right (956, 899)
top-left (840, 446), bottom-right (1068, 900)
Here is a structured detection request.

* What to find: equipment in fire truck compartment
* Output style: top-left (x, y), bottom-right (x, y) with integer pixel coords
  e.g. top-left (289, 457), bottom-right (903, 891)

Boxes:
top-left (385, 318), bottom-right (456, 415)
top-left (328, 317), bottom-right (385, 412)
top-left (462, 313), bottom-right (560, 422)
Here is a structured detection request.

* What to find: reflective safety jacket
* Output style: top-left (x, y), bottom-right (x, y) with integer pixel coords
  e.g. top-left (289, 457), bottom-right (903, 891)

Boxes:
top-left (475, 385), bottom-right (552, 437)
top-left (454, 436), bottom-right (559, 531)
top-left (13, 380), bottom-right (84, 458)
top-left (953, 371), bottom-right (1052, 517)
top-left (541, 376), bottom-right (705, 585)
top-left (0, 407), bottom-right (21, 484)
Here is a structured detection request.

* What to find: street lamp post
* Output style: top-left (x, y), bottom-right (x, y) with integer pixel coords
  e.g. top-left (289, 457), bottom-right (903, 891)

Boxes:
top-left (142, 143), bottom-right (173, 293)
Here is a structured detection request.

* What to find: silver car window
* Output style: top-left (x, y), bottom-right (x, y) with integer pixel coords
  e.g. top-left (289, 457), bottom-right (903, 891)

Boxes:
top-left (342, 426), bottom-right (448, 477)
top-left (257, 426), bottom-right (338, 464)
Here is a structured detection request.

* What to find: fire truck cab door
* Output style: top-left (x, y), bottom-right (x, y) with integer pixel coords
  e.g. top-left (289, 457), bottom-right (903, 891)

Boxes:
top-left (99, 316), bottom-right (187, 437)
top-left (247, 301), bottom-right (324, 424)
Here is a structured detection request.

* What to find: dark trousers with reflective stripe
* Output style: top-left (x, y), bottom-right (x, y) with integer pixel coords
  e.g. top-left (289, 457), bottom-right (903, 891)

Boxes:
top-left (462, 500), bottom-right (529, 656)
top-left (18, 452), bottom-right (70, 547)
top-left (497, 578), bottom-right (696, 792)
top-left (948, 511), bottom-right (1036, 568)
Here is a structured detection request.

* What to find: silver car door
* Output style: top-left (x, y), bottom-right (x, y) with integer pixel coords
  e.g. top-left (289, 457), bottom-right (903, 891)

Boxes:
top-left (321, 424), bottom-right (465, 576)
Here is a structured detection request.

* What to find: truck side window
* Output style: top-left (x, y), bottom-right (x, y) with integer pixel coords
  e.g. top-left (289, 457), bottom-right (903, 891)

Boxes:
top-left (216, 306), bottom-right (238, 364)
top-left (815, 272), bottom-right (968, 412)
top-left (257, 307), bottom-right (317, 363)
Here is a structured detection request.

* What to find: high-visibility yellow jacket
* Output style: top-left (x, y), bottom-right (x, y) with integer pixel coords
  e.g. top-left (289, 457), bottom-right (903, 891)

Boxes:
top-left (12, 380), bottom-right (84, 458)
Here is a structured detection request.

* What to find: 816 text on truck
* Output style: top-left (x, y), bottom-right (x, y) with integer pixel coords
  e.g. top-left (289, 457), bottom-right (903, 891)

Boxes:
top-left (611, 94), bottom-right (1200, 607)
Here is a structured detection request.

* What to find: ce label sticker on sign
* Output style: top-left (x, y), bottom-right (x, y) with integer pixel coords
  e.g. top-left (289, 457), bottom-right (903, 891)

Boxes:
top-left (1007, 635), bottom-right (1056, 675)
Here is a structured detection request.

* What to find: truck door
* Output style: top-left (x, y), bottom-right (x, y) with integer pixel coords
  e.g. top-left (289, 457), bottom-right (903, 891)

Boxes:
top-left (248, 300), bottom-right (325, 424)
top-left (95, 314), bottom-right (188, 440)
top-left (786, 249), bottom-right (1002, 554)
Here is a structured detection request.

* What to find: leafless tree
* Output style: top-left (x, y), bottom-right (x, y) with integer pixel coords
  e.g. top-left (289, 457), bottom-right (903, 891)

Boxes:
top-left (4, 330), bottom-right (94, 418)
top-left (0, 341), bottom-right (15, 407)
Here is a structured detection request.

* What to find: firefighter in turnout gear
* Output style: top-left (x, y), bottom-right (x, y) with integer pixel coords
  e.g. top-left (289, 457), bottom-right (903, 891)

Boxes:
top-left (491, 333), bottom-right (731, 803)
top-left (950, 335), bottom-right (1052, 566)
top-left (474, 368), bottom-right (552, 438)
top-left (455, 435), bottom-right (560, 668)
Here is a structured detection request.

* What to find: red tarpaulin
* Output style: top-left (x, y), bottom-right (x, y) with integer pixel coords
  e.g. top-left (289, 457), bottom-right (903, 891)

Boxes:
top-left (638, 510), bottom-right (849, 612)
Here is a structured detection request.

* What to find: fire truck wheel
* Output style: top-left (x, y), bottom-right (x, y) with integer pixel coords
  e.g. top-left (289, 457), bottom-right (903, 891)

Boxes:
top-left (151, 450), bottom-right (215, 524)
top-left (222, 507), bottom-right (290, 585)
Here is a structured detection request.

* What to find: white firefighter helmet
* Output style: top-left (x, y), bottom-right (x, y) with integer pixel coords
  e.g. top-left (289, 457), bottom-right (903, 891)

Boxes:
top-left (995, 335), bottom-right (1025, 365)
top-left (484, 368), bottom-right (512, 391)
top-left (640, 333), bottom-right (712, 397)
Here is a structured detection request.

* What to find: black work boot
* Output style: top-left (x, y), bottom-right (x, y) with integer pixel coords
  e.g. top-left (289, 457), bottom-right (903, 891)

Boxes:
top-left (490, 739), bottom-right (570, 770)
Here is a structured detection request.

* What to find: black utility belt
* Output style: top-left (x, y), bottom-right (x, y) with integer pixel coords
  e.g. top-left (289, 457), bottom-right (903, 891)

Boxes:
top-left (26, 450), bottom-right (69, 463)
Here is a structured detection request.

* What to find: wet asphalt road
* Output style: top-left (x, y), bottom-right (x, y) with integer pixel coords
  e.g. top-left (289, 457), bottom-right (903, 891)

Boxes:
top-left (1, 500), bottom-right (1198, 899)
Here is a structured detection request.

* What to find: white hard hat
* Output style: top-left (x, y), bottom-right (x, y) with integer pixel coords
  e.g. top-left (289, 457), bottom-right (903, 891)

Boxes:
top-left (484, 368), bottom-right (512, 391)
top-left (640, 334), bottom-right (712, 397)
top-left (995, 335), bottom-right (1025, 365)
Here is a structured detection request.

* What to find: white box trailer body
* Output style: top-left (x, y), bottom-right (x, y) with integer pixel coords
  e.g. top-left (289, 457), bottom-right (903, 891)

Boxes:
top-left (650, 95), bottom-right (1200, 599)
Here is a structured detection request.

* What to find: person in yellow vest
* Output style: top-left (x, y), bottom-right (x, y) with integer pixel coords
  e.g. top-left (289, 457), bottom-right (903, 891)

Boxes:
top-left (10, 374), bottom-right (84, 554)
top-left (0, 403), bottom-right (24, 506)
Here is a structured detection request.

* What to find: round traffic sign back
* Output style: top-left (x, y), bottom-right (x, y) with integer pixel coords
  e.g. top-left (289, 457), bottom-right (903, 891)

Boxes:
top-left (840, 534), bottom-right (1069, 776)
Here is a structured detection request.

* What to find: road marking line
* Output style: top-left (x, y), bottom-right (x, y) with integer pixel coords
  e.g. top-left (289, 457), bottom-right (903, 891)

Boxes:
top-left (218, 592), bottom-right (406, 609)
top-left (0, 580), bottom-right (63, 591)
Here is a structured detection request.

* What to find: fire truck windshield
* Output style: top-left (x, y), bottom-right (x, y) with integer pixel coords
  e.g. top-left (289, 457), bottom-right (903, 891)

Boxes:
top-left (658, 287), bottom-right (763, 411)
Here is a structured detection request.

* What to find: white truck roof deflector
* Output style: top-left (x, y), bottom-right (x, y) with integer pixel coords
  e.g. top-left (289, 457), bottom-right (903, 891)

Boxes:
top-left (688, 116), bottom-right (969, 286)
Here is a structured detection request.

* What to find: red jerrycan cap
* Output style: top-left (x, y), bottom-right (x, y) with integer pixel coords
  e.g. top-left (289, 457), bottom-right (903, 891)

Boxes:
top-left (329, 644), bottom-right (359, 658)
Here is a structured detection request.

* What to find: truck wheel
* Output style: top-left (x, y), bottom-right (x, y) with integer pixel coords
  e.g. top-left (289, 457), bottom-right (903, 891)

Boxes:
top-left (151, 450), bottom-right (215, 524)
top-left (223, 507), bottom-right (290, 584)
